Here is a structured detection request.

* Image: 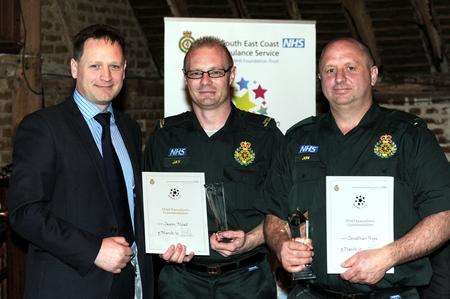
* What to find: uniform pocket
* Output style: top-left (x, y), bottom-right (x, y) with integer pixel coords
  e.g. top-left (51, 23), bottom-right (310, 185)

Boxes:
top-left (223, 165), bottom-right (262, 185)
top-left (294, 160), bottom-right (326, 182)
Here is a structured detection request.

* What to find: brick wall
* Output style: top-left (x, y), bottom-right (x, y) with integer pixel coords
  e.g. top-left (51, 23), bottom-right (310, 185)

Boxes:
top-left (375, 83), bottom-right (450, 160)
top-left (41, 0), bottom-right (158, 78)
top-left (121, 79), bottom-right (164, 139)
top-left (0, 55), bottom-right (18, 164)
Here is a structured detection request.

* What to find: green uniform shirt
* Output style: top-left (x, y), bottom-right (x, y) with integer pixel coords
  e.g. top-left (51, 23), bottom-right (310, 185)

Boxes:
top-left (145, 104), bottom-right (284, 264)
top-left (265, 104), bottom-right (450, 293)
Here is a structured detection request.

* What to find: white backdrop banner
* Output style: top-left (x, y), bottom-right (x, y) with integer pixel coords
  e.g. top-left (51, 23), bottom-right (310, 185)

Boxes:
top-left (164, 17), bottom-right (316, 133)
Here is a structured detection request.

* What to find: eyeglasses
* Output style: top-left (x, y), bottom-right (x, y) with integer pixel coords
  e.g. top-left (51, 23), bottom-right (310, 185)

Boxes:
top-left (184, 66), bottom-right (232, 79)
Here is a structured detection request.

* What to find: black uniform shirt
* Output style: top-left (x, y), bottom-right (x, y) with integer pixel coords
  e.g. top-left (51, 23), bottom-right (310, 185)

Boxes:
top-left (265, 104), bottom-right (450, 293)
top-left (145, 104), bottom-right (284, 264)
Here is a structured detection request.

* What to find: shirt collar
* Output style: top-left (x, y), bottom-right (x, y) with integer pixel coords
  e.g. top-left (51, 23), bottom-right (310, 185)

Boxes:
top-left (357, 103), bottom-right (380, 128)
top-left (321, 103), bottom-right (380, 134)
top-left (73, 89), bottom-right (115, 123)
top-left (189, 102), bottom-right (237, 135)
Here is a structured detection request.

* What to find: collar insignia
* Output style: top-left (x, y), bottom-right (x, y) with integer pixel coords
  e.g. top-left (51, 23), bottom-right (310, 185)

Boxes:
top-left (234, 141), bottom-right (255, 166)
top-left (374, 134), bottom-right (397, 158)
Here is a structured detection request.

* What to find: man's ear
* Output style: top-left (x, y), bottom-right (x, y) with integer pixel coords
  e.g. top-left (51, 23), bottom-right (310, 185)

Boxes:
top-left (70, 58), bottom-right (78, 79)
top-left (370, 65), bottom-right (378, 86)
top-left (229, 66), bottom-right (236, 86)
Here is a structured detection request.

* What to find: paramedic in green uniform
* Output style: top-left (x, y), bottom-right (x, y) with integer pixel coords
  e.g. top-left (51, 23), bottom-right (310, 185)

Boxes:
top-left (144, 36), bottom-right (281, 298)
top-left (264, 38), bottom-right (450, 298)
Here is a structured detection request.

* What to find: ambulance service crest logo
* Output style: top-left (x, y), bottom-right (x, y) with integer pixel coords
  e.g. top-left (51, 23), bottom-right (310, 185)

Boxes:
top-left (374, 134), bottom-right (397, 158)
top-left (234, 141), bottom-right (255, 166)
top-left (179, 31), bottom-right (195, 53)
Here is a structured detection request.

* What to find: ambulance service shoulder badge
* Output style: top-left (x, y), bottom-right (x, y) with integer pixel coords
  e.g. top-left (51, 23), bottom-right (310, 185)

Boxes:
top-left (374, 134), bottom-right (397, 158)
top-left (234, 141), bottom-right (255, 166)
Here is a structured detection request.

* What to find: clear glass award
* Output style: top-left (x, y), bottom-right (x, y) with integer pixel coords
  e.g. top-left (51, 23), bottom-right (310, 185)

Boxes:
top-left (288, 209), bottom-right (316, 280)
top-left (205, 182), bottom-right (230, 241)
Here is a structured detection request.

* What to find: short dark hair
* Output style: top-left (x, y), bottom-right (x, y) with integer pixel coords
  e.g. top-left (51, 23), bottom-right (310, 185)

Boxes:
top-left (183, 36), bottom-right (233, 70)
top-left (72, 24), bottom-right (126, 61)
top-left (319, 37), bottom-right (375, 69)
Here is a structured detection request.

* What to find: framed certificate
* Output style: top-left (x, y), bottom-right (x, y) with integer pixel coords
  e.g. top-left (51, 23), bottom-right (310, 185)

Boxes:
top-left (326, 176), bottom-right (394, 274)
top-left (142, 172), bottom-right (210, 255)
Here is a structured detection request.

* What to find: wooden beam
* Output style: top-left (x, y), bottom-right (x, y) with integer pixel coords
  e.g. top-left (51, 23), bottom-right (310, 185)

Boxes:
top-left (410, 0), bottom-right (448, 73)
top-left (228, 0), bottom-right (248, 18)
top-left (8, 5), bottom-right (42, 299)
top-left (286, 0), bottom-right (301, 20)
top-left (12, 0), bottom-right (43, 132)
top-left (166, 0), bottom-right (189, 17)
top-left (341, 0), bottom-right (381, 69)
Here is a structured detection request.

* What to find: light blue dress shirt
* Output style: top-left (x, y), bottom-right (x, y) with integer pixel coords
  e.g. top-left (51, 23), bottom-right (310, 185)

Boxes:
top-left (73, 90), bottom-right (135, 229)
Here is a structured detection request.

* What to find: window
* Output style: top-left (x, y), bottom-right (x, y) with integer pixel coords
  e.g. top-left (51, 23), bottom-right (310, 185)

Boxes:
top-left (0, 0), bottom-right (21, 54)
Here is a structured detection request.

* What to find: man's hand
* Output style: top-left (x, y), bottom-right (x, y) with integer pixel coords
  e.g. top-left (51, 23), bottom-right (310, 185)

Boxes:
top-left (278, 238), bottom-right (313, 273)
top-left (340, 210), bottom-right (450, 285)
top-left (211, 222), bottom-right (265, 257)
top-left (210, 230), bottom-right (246, 257)
top-left (160, 244), bottom-right (194, 263)
top-left (340, 247), bottom-right (392, 284)
top-left (94, 237), bottom-right (133, 273)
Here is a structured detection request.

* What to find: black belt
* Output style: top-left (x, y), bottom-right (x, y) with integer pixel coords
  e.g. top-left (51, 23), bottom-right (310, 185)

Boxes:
top-left (183, 253), bottom-right (265, 276)
top-left (309, 285), bottom-right (416, 299)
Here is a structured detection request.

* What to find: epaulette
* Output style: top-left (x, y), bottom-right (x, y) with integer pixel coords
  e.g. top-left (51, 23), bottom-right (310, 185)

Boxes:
top-left (157, 112), bottom-right (191, 129)
top-left (243, 110), bottom-right (277, 129)
top-left (286, 116), bottom-right (316, 135)
top-left (389, 110), bottom-right (426, 128)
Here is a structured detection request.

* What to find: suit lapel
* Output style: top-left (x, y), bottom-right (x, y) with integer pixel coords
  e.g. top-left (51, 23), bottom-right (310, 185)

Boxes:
top-left (114, 110), bottom-right (141, 198)
top-left (61, 97), bottom-right (111, 201)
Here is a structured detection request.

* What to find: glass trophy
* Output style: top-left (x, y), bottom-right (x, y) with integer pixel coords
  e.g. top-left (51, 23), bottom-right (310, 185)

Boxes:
top-left (288, 209), bottom-right (316, 280)
top-left (204, 182), bottom-right (231, 242)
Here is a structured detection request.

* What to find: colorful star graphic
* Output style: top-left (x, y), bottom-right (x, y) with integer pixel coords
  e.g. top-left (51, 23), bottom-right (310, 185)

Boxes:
top-left (253, 85), bottom-right (267, 99)
top-left (232, 75), bottom-right (270, 115)
top-left (233, 91), bottom-right (256, 111)
top-left (237, 77), bottom-right (249, 90)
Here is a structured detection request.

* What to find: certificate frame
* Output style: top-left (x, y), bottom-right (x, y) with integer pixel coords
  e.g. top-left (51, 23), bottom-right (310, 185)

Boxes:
top-left (326, 176), bottom-right (394, 274)
top-left (142, 172), bottom-right (210, 255)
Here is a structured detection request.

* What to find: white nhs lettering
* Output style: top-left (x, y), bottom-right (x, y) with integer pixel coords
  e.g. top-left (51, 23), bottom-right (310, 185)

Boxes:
top-left (282, 38), bottom-right (305, 48)
top-left (169, 148), bottom-right (186, 156)
top-left (299, 145), bottom-right (318, 153)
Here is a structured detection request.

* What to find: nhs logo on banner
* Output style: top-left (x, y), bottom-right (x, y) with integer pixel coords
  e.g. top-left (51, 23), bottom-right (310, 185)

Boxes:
top-left (168, 148), bottom-right (187, 157)
top-left (298, 145), bottom-right (319, 154)
top-left (282, 38), bottom-right (305, 48)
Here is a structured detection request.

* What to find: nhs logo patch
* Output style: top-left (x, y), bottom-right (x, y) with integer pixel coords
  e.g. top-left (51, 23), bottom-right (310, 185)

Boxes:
top-left (282, 38), bottom-right (305, 48)
top-left (168, 148), bottom-right (187, 157)
top-left (298, 145), bottom-right (319, 154)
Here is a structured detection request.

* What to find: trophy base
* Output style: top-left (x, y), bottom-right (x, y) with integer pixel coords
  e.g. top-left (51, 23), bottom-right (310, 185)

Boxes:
top-left (292, 266), bottom-right (316, 280)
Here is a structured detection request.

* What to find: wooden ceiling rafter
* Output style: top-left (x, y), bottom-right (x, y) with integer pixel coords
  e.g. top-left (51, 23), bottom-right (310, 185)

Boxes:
top-left (127, 0), bottom-right (450, 78)
top-left (411, 0), bottom-right (448, 73)
top-left (286, 0), bottom-right (301, 20)
top-left (166, 0), bottom-right (189, 17)
top-left (341, 0), bottom-right (382, 70)
top-left (228, 0), bottom-right (249, 18)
